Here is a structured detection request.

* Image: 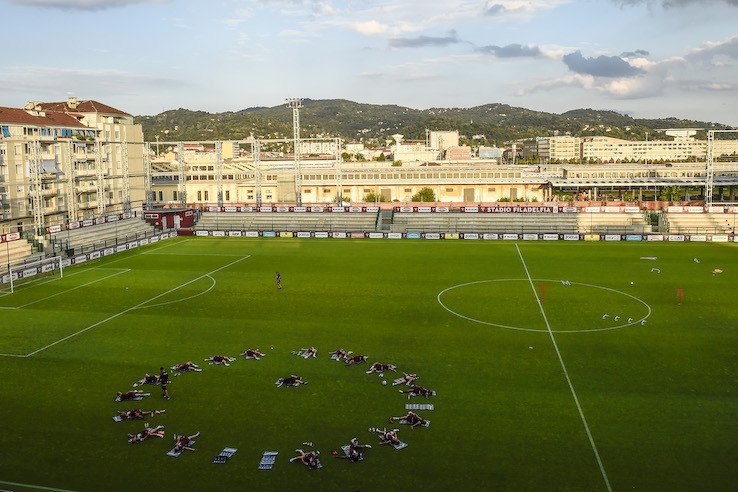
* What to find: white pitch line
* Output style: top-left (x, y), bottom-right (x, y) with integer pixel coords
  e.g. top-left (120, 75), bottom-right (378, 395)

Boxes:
top-left (0, 352), bottom-right (28, 358)
top-left (0, 269), bottom-right (131, 310)
top-left (134, 274), bottom-right (216, 309)
top-left (0, 479), bottom-right (77, 492)
top-left (24, 255), bottom-right (250, 357)
top-left (141, 252), bottom-right (246, 256)
top-left (515, 243), bottom-right (612, 492)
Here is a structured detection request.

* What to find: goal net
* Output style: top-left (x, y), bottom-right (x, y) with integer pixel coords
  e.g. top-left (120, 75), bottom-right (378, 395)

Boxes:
top-left (0, 256), bottom-right (64, 294)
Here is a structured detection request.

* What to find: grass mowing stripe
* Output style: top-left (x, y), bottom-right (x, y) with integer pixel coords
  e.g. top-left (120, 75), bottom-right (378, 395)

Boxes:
top-left (1, 269), bottom-right (130, 309)
top-left (515, 243), bottom-right (613, 492)
top-left (133, 274), bottom-right (216, 310)
top-left (24, 255), bottom-right (250, 357)
top-left (0, 479), bottom-right (77, 492)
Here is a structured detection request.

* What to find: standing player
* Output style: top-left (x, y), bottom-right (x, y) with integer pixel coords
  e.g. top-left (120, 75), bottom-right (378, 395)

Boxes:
top-left (276, 272), bottom-right (282, 290)
top-left (160, 367), bottom-right (170, 400)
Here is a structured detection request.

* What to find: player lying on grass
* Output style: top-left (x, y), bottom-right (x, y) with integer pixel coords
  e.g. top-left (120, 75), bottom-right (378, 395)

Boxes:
top-left (336, 438), bottom-right (371, 462)
top-left (389, 411), bottom-right (428, 429)
top-left (133, 373), bottom-right (160, 386)
top-left (173, 362), bottom-right (201, 372)
top-left (392, 372), bottom-right (419, 386)
top-left (290, 449), bottom-right (319, 468)
top-left (329, 348), bottom-right (352, 360)
top-left (366, 362), bottom-right (396, 374)
top-left (173, 432), bottom-right (200, 453)
top-left (116, 409), bottom-right (165, 420)
top-left (239, 349), bottom-right (265, 359)
top-left (128, 425), bottom-right (164, 443)
top-left (276, 375), bottom-right (308, 387)
top-left (345, 354), bottom-right (368, 366)
top-left (204, 355), bottom-right (234, 366)
top-left (117, 390), bottom-right (150, 401)
top-left (299, 347), bottom-right (318, 358)
top-left (398, 385), bottom-right (434, 399)
top-left (375, 429), bottom-right (401, 446)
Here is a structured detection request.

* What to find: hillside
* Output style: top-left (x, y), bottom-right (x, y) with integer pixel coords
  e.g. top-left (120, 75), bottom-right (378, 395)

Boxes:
top-left (135, 99), bottom-right (730, 146)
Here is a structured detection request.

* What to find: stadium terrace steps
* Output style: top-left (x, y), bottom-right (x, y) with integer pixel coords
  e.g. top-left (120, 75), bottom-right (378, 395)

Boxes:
top-left (391, 212), bottom-right (579, 234)
top-left (0, 239), bottom-right (38, 272)
top-left (46, 218), bottom-right (156, 253)
top-left (665, 213), bottom-right (736, 234)
top-left (575, 213), bottom-right (650, 234)
top-left (194, 212), bottom-right (378, 232)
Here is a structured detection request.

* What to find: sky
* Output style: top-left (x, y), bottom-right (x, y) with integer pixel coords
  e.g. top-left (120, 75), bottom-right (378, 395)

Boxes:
top-left (1, 0), bottom-right (737, 125)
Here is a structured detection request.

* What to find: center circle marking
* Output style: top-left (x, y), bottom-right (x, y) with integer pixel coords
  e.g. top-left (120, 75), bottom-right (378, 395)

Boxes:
top-left (437, 279), bottom-right (651, 333)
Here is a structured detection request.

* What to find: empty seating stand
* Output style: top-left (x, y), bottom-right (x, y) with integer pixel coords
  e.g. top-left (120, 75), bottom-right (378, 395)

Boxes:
top-left (46, 218), bottom-right (157, 255)
top-left (0, 239), bottom-right (43, 273)
top-left (576, 213), bottom-right (650, 234)
top-left (391, 212), bottom-right (579, 234)
top-left (194, 212), bottom-right (378, 232)
top-left (665, 213), bottom-right (737, 234)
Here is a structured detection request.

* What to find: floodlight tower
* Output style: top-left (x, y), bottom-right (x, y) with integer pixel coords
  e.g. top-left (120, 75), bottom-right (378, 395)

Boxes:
top-left (286, 98), bottom-right (304, 205)
top-left (705, 129), bottom-right (738, 206)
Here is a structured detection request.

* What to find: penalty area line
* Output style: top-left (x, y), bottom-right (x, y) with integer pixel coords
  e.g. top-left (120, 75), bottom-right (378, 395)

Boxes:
top-left (0, 269), bottom-right (131, 310)
top-left (24, 255), bottom-right (250, 357)
top-left (515, 243), bottom-right (612, 492)
top-left (0, 479), bottom-right (77, 492)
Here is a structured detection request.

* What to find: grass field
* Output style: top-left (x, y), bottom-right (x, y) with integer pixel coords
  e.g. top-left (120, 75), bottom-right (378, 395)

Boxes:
top-left (0, 237), bottom-right (735, 491)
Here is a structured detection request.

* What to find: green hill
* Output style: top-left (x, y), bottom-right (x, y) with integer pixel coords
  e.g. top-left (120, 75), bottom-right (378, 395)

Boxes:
top-left (135, 99), bottom-right (730, 147)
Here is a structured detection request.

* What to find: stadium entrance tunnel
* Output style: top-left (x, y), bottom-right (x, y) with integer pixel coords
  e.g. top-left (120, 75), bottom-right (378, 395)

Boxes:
top-left (437, 279), bottom-right (651, 333)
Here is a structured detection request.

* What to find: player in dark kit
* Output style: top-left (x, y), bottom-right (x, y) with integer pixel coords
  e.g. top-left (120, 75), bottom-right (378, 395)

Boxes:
top-left (160, 367), bottom-right (170, 399)
top-left (276, 272), bottom-right (282, 290)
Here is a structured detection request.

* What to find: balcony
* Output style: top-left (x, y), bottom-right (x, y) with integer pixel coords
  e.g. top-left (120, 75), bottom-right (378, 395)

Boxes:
top-left (74, 152), bottom-right (96, 161)
top-left (41, 188), bottom-right (58, 197)
top-left (75, 185), bottom-right (97, 193)
top-left (75, 168), bottom-right (98, 177)
top-left (78, 200), bottom-right (98, 210)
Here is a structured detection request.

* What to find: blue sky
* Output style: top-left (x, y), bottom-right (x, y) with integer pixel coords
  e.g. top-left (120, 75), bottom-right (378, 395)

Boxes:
top-left (1, 0), bottom-right (737, 125)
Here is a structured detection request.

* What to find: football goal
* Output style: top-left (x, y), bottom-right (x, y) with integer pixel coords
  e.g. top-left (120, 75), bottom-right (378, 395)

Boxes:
top-left (0, 256), bottom-right (64, 294)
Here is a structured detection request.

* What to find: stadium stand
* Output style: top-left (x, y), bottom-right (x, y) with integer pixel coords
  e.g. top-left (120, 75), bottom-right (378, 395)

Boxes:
top-left (46, 218), bottom-right (156, 255)
top-left (0, 239), bottom-right (42, 272)
top-left (664, 213), bottom-right (737, 234)
top-left (575, 212), bottom-right (651, 234)
top-left (194, 212), bottom-right (378, 232)
top-left (390, 212), bottom-right (579, 233)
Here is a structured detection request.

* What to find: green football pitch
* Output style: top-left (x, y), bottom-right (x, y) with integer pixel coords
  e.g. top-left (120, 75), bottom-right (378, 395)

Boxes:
top-left (0, 237), bottom-right (735, 491)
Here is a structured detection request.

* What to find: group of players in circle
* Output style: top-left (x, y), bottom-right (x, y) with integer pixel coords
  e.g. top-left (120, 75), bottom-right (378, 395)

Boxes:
top-left (112, 345), bottom-right (434, 465)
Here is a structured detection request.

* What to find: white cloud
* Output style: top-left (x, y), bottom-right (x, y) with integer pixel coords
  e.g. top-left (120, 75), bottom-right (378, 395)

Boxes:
top-left (517, 36), bottom-right (738, 100)
top-left (350, 20), bottom-right (389, 36)
top-left (0, 66), bottom-right (183, 96)
top-left (221, 8), bottom-right (254, 30)
top-left (7, 0), bottom-right (169, 9)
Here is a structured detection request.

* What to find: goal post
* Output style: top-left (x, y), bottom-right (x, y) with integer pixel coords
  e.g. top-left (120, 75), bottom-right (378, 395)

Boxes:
top-left (0, 256), bottom-right (64, 294)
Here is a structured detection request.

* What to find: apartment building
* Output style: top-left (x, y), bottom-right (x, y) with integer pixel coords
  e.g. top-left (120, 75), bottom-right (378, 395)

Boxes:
top-left (581, 136), bottom-right (705, 162)
top-left (0, 98), bottom-right (144, 234)
top-left (538, 136), bottom-right (582, 162)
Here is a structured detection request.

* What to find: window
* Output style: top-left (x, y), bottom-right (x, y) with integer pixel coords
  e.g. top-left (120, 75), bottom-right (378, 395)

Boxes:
top-left (446, 187), bottom-right (454, 192)
top-left (204, 190), bottom-right (209, 201)
top-left (304, 189), bottom-right (311, 193)
top-left (323, 188), bottom-right (330, 193)
top-left (404, 188), bottom-right (411, 192)
top-left (197, 190), bottom-right (202, 201)
top-left (225, 190), bottom-right (230, 201)
top-left (159, 191), bottom-right (163, 201)
top-left (173, 191), bottom-right (178, 200)
top-left (488, 187), bottom-right (496, 192)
